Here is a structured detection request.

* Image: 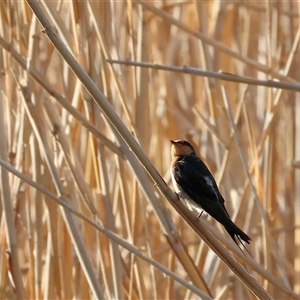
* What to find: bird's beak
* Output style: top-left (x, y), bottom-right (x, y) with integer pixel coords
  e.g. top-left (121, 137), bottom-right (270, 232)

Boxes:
top-left (170, 140), bottom-right (175, 144)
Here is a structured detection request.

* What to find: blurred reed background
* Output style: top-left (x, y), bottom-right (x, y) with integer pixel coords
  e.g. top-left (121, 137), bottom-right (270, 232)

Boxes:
top-left (0, 0), bottom-right (299, 299)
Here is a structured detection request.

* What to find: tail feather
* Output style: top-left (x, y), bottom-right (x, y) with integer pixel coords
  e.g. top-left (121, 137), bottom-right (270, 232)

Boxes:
top-left (224, 221), bottom-right (251, 244)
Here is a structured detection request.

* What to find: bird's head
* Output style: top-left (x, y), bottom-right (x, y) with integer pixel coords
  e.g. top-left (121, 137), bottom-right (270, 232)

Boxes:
top-left (170, 140), bottom-right (196, 158)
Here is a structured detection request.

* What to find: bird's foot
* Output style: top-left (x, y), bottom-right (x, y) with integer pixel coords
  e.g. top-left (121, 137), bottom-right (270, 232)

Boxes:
top-left (195, 210), bottom-right (204, 221)
top-left (174, 192), bottom-right (180, 200)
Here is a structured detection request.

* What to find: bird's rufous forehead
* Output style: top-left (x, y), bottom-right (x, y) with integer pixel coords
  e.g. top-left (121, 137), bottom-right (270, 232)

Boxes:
top-left (170, 139), bottom-right (181, 143)
top-left (170, 140), bottom-right (194, 156)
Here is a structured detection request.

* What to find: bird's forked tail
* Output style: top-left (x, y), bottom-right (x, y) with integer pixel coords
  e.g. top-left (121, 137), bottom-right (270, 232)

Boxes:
top-left (224, 221), bottom-right (251, 245)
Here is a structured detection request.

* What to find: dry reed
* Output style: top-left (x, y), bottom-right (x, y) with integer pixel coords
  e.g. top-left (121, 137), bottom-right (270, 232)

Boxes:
top-left (0, 1), bottom-right (299, 299)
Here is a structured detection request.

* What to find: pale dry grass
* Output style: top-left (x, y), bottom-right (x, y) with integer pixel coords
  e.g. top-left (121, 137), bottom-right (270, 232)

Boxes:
top-left (0, 1), bottom-right (299, 299)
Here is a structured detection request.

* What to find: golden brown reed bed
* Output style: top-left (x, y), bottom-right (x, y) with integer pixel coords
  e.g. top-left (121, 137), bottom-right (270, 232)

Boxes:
top-left (0, 1), bottom-right (299, 299)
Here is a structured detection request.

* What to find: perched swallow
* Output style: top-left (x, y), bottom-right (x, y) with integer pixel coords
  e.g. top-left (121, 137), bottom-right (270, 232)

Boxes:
top-left (170, 139), bottom-right (251, 245)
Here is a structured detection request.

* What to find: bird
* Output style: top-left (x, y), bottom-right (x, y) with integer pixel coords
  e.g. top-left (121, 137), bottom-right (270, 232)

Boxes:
top-left (170, 139), bottom-right (251, 246)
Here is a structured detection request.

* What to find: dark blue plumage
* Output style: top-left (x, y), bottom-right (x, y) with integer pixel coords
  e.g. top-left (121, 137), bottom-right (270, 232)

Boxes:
top-left (170, 140), bottom-right (250, 245)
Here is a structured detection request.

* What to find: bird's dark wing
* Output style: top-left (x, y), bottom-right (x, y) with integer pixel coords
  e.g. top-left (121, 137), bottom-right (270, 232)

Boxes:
top-left (173, 154), bottom-right (251, 245)
top-left (172, 155), bottom-right (232, 224)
